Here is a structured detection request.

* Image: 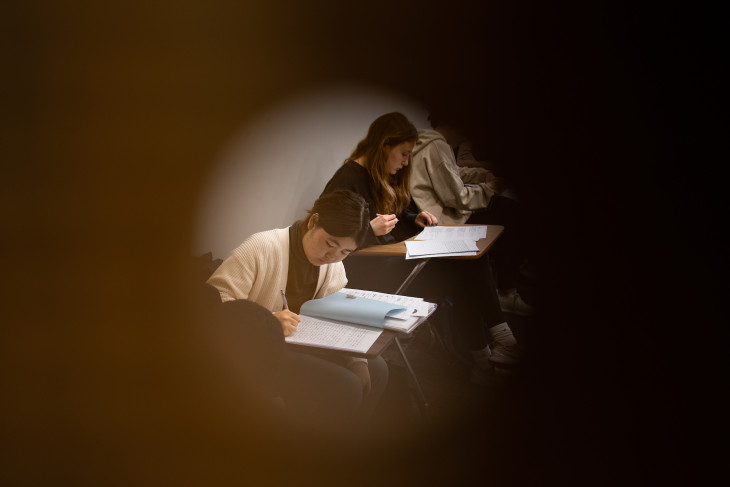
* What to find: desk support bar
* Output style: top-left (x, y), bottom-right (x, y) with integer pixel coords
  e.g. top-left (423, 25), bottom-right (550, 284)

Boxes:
top-left (394, 336), bottom-right (429, 417)
top-left (390, 258), bottom-right (433, 417)
top-left (353, 226), bottom-right (504, 420)
top-left (394, 258), bottom-right (431, 295)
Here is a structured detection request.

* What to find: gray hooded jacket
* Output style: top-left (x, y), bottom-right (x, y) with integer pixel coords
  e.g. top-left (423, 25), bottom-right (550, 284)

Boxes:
top-left (409, 129), bottom-right (496, 224)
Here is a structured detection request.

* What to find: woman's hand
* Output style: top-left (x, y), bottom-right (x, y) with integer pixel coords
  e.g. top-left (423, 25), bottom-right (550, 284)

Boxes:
top-left (272, 309), bottom-right (301, 337)
top-left (347, 361), bottom-right (372, 397)
top-left (370, 213), bottom-right (398, 236)
top-left (415, 211), bottom-right (438, 227)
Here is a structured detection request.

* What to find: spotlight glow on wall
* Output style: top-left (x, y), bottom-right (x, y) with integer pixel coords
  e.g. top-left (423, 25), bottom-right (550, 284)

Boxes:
top-left (194, 84), bottom-right (429, 258)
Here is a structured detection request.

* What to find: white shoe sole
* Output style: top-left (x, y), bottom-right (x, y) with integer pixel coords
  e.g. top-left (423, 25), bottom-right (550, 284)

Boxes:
top-left (489, 350), bottom-right (520, 366)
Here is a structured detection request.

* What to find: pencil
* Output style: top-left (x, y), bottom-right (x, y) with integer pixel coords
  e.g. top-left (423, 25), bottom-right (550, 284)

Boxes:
top-left (280, 290), bottom-right (289, 310)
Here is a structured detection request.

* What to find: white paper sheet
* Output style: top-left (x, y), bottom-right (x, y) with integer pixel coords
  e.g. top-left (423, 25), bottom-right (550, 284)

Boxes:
top-left (404, 239), bottom-right (479, 257)
top-left (285, 316), bottom-right (382, 353)
top-left (415, 225), bottom-right (487, 241)
top-left (340, 288), bottom-right (431, 317)
top-left (405, 250), bottom-right (478, 259)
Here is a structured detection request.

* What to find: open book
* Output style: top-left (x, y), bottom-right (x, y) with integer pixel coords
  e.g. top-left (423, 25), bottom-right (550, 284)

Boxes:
top-left (284, 288), bottom-right (437, 354)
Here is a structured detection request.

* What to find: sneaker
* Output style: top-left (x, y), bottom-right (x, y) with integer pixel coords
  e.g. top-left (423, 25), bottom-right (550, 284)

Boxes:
top-left (499, 291), bottom-right (535, 317)
top-left (488, 322), bottom-right (523, 366)
top-left (490, 343), bottom-right (523, 366)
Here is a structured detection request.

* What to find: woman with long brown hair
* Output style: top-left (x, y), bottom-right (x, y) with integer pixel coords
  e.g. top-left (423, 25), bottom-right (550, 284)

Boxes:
top-left (320, 112), bottom-right (521, 381)
top-left (325, 111), bottom-right (437, 246)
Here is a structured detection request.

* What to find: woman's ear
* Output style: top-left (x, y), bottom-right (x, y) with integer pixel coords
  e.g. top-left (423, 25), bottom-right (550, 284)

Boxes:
top-left (307, 213), bottom-right (319, 230)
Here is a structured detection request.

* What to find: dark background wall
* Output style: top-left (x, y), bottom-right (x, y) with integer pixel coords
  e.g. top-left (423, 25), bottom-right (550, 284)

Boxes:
top-left (1, 1), bottom-right (723, 485)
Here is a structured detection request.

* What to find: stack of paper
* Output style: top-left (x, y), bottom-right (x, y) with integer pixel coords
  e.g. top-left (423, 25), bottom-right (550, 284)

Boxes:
top-left (405, 225), bottom-right (487, 259)
top-left (284, 288), bottom-right (437, 353)
top-left (338, 288), bottom-right (436, 333)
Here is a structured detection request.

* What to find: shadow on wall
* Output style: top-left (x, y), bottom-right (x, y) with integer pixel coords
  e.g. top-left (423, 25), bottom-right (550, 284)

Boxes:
top-left (193, 83), bottom-right (430, 259)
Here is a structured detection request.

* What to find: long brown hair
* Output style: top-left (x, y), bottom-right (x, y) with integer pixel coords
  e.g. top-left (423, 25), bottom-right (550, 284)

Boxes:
top-left (348, 112), bottom-right (418, 215)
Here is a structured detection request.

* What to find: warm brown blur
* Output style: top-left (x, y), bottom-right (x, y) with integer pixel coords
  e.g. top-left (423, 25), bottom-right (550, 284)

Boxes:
top-left (4, 0), bottom-right (706, 485)
top-left (0, 1), bottom-right (506, 485)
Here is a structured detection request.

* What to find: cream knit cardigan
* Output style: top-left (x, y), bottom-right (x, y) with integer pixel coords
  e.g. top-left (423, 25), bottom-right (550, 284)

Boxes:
top-left (206, 227), bottom-right (348, 311)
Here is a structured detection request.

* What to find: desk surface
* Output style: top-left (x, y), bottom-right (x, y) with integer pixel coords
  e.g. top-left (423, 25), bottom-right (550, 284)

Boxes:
top-left (354, 224), bottom-right (504, 260)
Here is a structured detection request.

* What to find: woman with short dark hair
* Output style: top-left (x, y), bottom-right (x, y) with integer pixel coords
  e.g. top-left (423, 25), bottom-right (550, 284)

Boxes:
top-left (207, 189), bottom-right (387, 433)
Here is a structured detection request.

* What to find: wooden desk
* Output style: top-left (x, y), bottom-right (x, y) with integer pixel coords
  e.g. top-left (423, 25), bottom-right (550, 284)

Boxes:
top-left (354, 224), bottom-right (504, 295)
top-left (350, 224), bottom-right (504, 415)
top-left (354, 224), bottom-right (504, 259)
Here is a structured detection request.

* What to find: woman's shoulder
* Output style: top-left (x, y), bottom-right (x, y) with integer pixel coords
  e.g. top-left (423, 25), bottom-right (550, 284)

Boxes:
top-left (324, 160), bottom-right (369, 191)
top-left (233, 228), bottom-right (288, 255)
top-left (335, 160), bottom-right (366, 175)
top-left (345, 160), bottom-right (371, 179)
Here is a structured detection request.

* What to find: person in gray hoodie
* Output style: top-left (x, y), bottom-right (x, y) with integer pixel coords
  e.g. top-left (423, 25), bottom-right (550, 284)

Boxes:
top-left (410, 111), bottom-right (535, 317)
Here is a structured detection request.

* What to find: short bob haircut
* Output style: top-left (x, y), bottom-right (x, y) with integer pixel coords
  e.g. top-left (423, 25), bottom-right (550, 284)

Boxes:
top-left (306, 189), bottom-right (370, 248)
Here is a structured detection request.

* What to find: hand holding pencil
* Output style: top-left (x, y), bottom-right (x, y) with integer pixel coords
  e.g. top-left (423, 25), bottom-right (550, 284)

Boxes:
top-left (273, 290), bottom-right (300, 337)
top-left (370, 213), bottom-right (398, 236)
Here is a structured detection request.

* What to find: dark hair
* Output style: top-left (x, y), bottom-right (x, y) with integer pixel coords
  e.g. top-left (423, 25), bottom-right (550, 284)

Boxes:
top-left (348, 112), bottom-right (418, 215)
top-left (427, 106), bottom-right (460, 131)
top-left (306, 190), bottom-right (370, 247)
top-left (426, 98), bottom-right (474, 135)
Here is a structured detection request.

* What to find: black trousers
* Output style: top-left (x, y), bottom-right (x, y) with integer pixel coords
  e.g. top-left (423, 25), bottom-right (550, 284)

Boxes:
top-left (466, 194), bottom-right (529, 291)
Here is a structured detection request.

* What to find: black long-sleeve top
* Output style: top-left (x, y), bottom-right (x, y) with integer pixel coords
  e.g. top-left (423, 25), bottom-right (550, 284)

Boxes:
top-left (320, 160), bottom-right (421, 247)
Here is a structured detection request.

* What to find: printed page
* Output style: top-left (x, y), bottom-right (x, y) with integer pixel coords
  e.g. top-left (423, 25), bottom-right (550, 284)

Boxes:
top-left (285, 316), bottom-right (382, 353)
top-left (404, 239), bottom-right (479, 257)
top-left (340, 288), bottom-right (431, 317)
top-left (405, 250), bottom-right (478, 259)
top-left (382, 315), bottom-right (421, 333)
top-left (415, 225), bottom-right (487, 241)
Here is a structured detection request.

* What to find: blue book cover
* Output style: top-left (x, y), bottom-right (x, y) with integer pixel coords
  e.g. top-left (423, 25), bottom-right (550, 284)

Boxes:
top-left (300, 292), bottom-right (407, 328)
